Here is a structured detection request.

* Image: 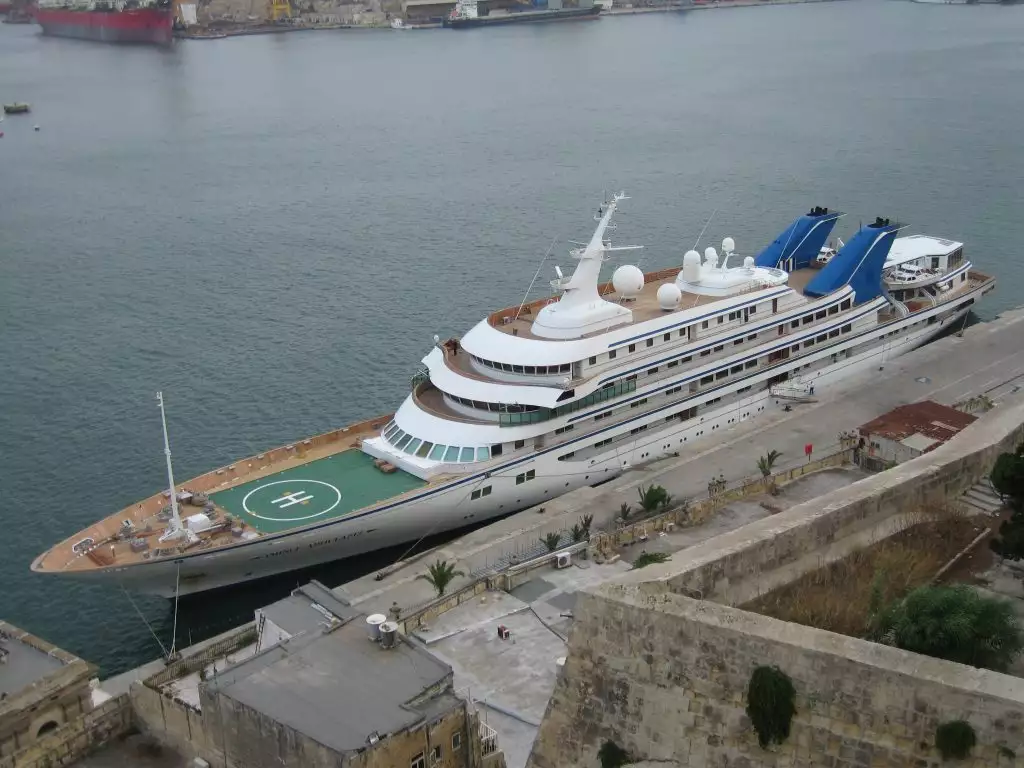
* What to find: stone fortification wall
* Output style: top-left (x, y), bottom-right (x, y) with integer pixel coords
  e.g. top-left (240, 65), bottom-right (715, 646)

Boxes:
top-left (0, 695), bottom-right (132, 768)
top-left (528, 397), bottom-right (1024, 768)
top-left (612, 396), bottom-right (1024, 606)
top-left (530, 587), bottom-right (1024, 768)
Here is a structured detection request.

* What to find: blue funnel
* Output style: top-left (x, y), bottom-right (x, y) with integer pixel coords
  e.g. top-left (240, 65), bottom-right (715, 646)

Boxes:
top-left (754, 207), bottom-right (842, 272)
top-left (804, 217), bottom-right (899, 304)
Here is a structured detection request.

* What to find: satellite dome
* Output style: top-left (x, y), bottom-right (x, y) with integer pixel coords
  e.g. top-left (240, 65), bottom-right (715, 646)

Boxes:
top-left (743, 256), bottom-right (755, 269)
top-left (657, 283), bottom-right (682, 311)
top-left (704, 247), bottom-right (719, 268)
top-left (722, 237), bottom-right (736, 254)
top-left (681, 249), bottom-right (702, 284)
top-left (612, 265), bottom-right (645, 299)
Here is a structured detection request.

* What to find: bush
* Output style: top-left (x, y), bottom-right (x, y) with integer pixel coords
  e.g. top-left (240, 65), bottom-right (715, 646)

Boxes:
top-left (935, 720), bottom-right (976, 760)
top-left (597, 740), bottom-right (631, 768)
top-left (746, 666), bottom-right (796, 748)
top-left (870, 584), bottom-right (1023, 672)
top-left (991, 509), bottom-right (1024, 560)
top-left (991, 451), bottom-right (1024, 501)
top-left (633, 551), bottom-right (670, 569)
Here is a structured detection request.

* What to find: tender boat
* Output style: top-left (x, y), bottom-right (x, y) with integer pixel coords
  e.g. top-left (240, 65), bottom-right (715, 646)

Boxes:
top-left (3, 103), bottom-right (30, 114)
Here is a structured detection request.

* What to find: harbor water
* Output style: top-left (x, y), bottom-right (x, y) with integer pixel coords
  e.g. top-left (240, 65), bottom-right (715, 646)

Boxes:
top-left (1, 0), bottom-right (1023, 675)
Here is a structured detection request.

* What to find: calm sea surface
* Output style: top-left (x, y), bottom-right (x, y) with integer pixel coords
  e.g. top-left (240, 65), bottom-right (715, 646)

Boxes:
top-left (1, 0), bottom-right (1023, 675)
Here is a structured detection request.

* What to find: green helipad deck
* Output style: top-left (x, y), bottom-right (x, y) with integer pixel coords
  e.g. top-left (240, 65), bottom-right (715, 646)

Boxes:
top-left (210, 450), bottom-right (425, 534)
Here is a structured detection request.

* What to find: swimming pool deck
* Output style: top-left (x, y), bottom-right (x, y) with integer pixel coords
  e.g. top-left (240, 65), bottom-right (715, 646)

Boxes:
top-left (210, 450), bottom-right (425, 534)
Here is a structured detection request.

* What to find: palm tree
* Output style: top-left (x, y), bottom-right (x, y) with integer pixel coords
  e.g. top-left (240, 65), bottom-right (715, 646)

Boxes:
top-left (542, 532), bottom-right (562, 552)
top-left (417, 559), bottom-right (465, 598)
top-left (579, 513), bottom-right (594, 537)
top-left (638, 485), bottom-right (670, 514)
top-left (619, 502), bottom-right (631, 521)
top-left (570, 523), bottom-right (586, 543)
top-left (757, 450), bottom-right (782, 481)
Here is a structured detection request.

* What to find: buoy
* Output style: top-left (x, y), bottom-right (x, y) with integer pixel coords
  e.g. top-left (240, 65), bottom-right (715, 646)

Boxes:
top-left (34, 125), bottom-right (40, 131)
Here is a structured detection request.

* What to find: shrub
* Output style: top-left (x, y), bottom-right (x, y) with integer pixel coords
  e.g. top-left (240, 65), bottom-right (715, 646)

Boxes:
top-left (871, 584), bottom-right (1023, 672)
top-left (637, 484), bottom-right (670, 513)
top-left (633, 551), bottom-right (669, 569)
top-left (579, 513), bottom-right (594, 536)
top-left (597, 740), bottom-right (631, 768)
top-left (542, 532), bottom-right (562, 552)
top-left (570, 523), bottom-right (586, 543)
top-left (991, 451), bottom-right (1024, 501)
top-left (935, 720), bottom-right (976, 760)
top-left (746, 666), bottom-right (796, 748)
top-left (619, 502), bottom-right (631, 520)
top-left (991, 509), bottom-right (1024, 560)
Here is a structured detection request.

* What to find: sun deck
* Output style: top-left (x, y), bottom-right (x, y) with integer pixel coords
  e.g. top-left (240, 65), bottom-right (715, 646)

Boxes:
top-left (31, 412), bottom-right (438, 574)
top-left (486, 266), bottom-right (818, 341)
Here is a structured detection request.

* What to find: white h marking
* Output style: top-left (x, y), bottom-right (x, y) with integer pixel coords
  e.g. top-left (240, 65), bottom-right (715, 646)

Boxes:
top-left (271, 491), bottom-right (314, 508)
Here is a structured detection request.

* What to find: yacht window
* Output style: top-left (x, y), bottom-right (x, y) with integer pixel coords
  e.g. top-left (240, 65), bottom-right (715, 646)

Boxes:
top-left (679, 329), bottom-right (686, 338)
top-left (700, 349), bottom-right (710, 357)
top-left (816, 333), bottom-right (827, 343)
top-left (396, 434), bottom-right (414, 450)
top-left (842, 324), bottom-right (852, 333)
top-left (701, 375), bottom-right (714, 385)
top-left (416, 441), bottom-right (433, 458)
top-left (514, 439), bottom-right (526, 450)
top-left (589, 356), bottom-right (597, 365)
top-left (649, 367), bottom-right (659, 375)
top-left (734, 338), bottom-right (743, 346)
top-left (681, 355), bottom-right (692, 363)
top-left (729, 311), bottom-right (739, 321)
top-left (841, 299), bottom-right (852, 310)
top-left (459, 447), bottom-right (475, 462)
top-left (714, 345), bottom-right (724, 353)
top-left (630, 398), bottom-right (648, 408)
top-left (513, 365), bottom-right (524, 373)
top-left (629, 344), bottom-right (636, 353)
top-left (745, 360), bottom-right (758, 369)
top-left (802, 316), bottom-right (813, 325)
top-left (829, 329), bottom-right (840, 338)
top-left (384, 424), bottom-right (400, 439)
top-left (667, 361), bottom-right (678, 368)
top-left (717, 316), bottom-right (724, 324)
top-left (815, 310), bottom-right (826, 320)
top-left (749, 306), bottom-right (757, 315)
top-left (443, 446), bottom-right (460, 462)
top-left (525, 366), bottom-right (535, 374)
top-left (561, 364), bottom-right (571, 373)
top-left (791, 320), bottom-right (799, 329)
top-left (491, 443), bottom-right (503, 457)
top-left (715, 370), bottom-right (728, 380)
top-left (804, 340), bottom-right (814, 348)
top-left (405, 438), bottom-right (422, 454)
top-left (476, 447), bottom-right (490, 461)
top-left (428, 444), bottom-right (446, 460)
top-left (701, 321), bottom-right (709, 330)
top-left (828, 306), bottom-right (839, 315)
top-left (663, 333), bottom-right (671, 342)
top-left (730, 365), bottom-right (742, 374)
top-left (737, 385), bottom-right (752, 394)
top-left (646, 339), bottom-right (654, 348)
top-left (502, 363), bottom-right (513, 372)
top-left (537, 366), bottom-right (547, 374)
top-left (609, 350), bottom-right (617, 360)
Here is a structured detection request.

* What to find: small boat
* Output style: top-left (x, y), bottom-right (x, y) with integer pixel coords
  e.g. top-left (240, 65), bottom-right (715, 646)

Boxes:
top-left (3, 103), bottom-right (30, 114)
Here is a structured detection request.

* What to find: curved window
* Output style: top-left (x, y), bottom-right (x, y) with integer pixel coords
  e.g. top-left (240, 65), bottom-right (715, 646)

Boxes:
top-left (396, 434), bottom-right (413, 450)
top-left (428, 444), bottom-right (446, 460)
top-left (459, 447), bottom-right (475, 462)
top-left (416, 441), bottom-right (433, 458)
top-left (476, 447), bottom-right (490, 461)
top-left (406, 438), bottom-right (422, 455)
top-left (444, 446), bottom-right (460, 462)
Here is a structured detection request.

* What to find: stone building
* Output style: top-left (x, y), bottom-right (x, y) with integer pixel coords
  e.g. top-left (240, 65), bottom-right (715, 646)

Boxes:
top-left (0, 620), bottom-right (97, 759)
top-left (201, 616), bottom-right (474, 768)
top-left (857, 400), bottom-right (976, 470)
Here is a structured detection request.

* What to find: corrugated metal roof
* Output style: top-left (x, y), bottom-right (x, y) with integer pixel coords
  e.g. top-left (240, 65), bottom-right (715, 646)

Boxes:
top-left (858, 400), bottom-right (977, 451)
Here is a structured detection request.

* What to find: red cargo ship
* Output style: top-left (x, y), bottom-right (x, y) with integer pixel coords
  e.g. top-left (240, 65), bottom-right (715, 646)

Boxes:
top-left (34, 0), bottom-right (172, 44)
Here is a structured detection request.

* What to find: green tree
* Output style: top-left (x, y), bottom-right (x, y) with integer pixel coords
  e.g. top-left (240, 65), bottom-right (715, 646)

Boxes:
top-left (417, 559), bottom-right (465, 598)
top-left (757, 450), bottom-right (783, 479)
top-left (542, 532), bottom-right (562, 552)
top-left (619, 502), bottom-right (631, 521)
top-left (597, 741), bottom-right (631, 768)
top-left (570, 523), bottom-right (586, 543)
top-left (579, 513), bottom-right (594, 537)
top-left (870, 584), bottom-right (1023, 672)
top-left (637, 484), bottom-right (671, 513)
top-left (991, 451), bottom-right (1024, 501)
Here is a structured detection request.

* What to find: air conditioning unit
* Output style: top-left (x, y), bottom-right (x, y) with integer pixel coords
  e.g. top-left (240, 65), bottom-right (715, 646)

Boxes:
top-left (555, 552), bottom-right (572, 569)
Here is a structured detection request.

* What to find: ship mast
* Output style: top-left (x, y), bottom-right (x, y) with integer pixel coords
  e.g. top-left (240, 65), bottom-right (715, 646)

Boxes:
top-left (157, 392), bottom-right (185, 542)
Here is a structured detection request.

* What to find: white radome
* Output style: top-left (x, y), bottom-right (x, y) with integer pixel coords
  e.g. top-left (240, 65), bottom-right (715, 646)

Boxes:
top-left (657, 283), bottom-right (682, 310)
top-left (722, 236), bottom-right (736, 254)
top-left (612, 264), bottom-right (645, 298)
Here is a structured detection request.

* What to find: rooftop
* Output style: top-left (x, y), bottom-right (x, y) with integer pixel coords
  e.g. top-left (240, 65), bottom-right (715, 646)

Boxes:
top-left (0, 625), bottom-right (66, 697)
top-left (203, 618), bottom-right (455, 754)
top-left (885, 234), bottom-right (963, 268)
top-left (858, 400), bottom-right (977, 450)
top-left (259, 581), bottom-right (358, 638)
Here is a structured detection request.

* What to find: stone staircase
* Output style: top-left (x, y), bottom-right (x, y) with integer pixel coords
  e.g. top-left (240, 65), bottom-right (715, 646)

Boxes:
top-left (959, 480), bottom-right (1004, 517)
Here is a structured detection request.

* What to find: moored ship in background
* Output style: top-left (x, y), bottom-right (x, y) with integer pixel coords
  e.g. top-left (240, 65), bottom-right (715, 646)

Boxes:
top-left (34, 0), bottom-right (172, 44)
top-left (444, 0), bottom-right (600, 28)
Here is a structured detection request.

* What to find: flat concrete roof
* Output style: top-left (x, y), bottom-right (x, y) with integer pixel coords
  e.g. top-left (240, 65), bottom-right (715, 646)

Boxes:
top-left (259, 581), bottom-right (358, 638)
top-left (204, 619), bottom-right (455, 754)
top-left (0, 633), bottom-right (65, 697)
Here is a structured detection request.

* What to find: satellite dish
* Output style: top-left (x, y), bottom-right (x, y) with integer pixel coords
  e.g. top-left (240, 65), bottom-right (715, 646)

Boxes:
top-left (555, 265), bottom-right (564, 279)
top-left (432, 334), bottom-right (440, 345)
top-left (722, 237), bottom-right (736, 254)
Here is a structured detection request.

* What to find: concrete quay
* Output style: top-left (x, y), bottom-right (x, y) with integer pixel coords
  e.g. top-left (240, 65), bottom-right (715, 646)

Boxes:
top-left (83, 308), bottom-right (1024, 768)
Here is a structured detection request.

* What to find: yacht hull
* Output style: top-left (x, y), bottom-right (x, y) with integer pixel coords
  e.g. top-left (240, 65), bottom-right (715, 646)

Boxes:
top-left (41, 291), bottom-right (983, 598)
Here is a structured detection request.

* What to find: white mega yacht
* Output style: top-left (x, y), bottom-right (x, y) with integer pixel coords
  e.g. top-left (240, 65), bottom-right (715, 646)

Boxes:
top-left (33, 195), bottom-right (994, 596)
